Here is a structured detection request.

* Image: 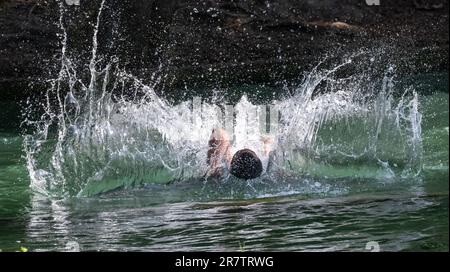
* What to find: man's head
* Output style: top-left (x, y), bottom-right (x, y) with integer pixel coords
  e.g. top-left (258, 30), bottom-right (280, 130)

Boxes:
top-left (230, 149), bottom-right (263, 179)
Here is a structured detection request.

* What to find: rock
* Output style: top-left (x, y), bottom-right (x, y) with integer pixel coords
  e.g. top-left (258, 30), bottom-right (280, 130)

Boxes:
top-left (0, 0), bottom-right (448, 102)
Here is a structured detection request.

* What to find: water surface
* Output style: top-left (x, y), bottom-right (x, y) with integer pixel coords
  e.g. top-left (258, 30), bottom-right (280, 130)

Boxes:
top-left (0, 86), bottom-right (448, 252)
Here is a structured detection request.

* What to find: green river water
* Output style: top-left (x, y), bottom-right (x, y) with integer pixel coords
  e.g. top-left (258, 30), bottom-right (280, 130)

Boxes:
top-left (0, 76), bottom-right (448, 252)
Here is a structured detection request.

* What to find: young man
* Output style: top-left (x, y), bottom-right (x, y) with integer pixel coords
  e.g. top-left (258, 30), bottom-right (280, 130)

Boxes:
top-left (206, 128), bottom-right (273, 180)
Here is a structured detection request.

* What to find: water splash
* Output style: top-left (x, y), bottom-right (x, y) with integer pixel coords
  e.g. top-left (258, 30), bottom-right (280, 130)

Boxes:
top-left (23, 1), bottom-right (423, 198)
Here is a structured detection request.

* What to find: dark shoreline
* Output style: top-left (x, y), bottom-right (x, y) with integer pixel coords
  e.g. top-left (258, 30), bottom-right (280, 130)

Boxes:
top-left (0, 0), bottom-right (448, 102)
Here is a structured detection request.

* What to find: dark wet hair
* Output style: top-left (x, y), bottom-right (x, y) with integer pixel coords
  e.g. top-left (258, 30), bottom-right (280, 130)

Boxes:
top-left (230, 149), bottom-right (263, 180)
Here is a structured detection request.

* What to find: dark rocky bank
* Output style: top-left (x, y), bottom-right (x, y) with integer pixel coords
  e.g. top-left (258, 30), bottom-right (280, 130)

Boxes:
top-left (0, 0), bottom-right (448, 102)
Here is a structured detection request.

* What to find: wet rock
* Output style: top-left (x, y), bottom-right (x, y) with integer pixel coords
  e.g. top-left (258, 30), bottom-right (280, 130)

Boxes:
top-left (0, 0), bottom-right (448, 101)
